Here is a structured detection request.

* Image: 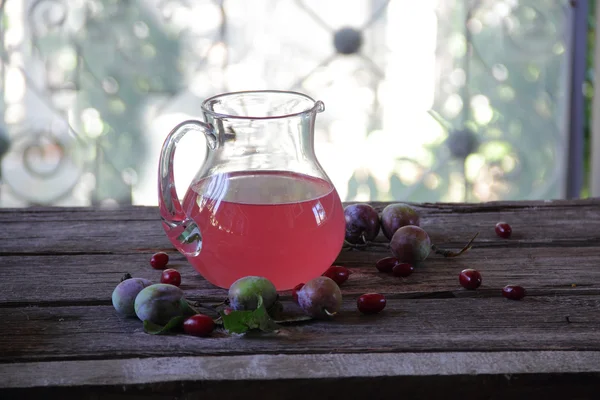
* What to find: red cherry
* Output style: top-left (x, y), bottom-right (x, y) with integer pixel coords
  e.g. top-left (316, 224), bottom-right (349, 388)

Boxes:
top-left (160, 268), bottom-right (181, 287)
top-left (292, 283), bottom-right (304, 304)
top-left (150, 252), bottom-right (169, 269)
top-left (459, 269), bottom-right (482, 290)
top-left (495, 222), bottom-right (512, 238)
top-left (375, 257), bottom-right (398, 273)
top-left (392, 262), bottom-right (414, 277)
top-left (357, 293), bottom-right (386, 314)
top-left (322, 265), bottom-right (351, 285)
top-left (502, 285), bottom-right (526, 300)
top-left (183, 314), bottom-right (215, 337)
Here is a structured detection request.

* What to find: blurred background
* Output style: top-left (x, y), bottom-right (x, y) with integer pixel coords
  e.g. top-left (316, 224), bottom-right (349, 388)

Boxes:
top-left (0, 0), bottom-right (597, 207)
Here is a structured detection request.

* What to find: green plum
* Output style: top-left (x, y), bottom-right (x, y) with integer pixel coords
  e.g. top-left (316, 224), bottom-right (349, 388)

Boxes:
top-left (390, 225), bottom-right (431, 264)
top-left (228, 276), bottom-right (277, 311)
top-left (112, 277), bottom-right (152, 317)
top-left (134, 283), bottom-right (185, 325)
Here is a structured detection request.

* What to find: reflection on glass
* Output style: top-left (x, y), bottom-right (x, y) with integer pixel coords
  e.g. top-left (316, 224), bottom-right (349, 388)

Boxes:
top-left (312, 200), bottom-right (326, 226)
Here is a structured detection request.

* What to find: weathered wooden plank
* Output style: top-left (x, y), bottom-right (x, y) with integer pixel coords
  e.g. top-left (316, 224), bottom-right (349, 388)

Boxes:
top-left (0, 253), bottom-right (227, 305)
top-left (0, 217), bottom-right (172, 255)
top-left (1, 201), bottom-right (600, 399)
top-left (2, 296), bottom-right (600, 362)
top-left (1, 245), bottom-right (599, 305)
top-left (0, 198), bottom-right (598, 224)
top-left (3, 373), bottom-right (600, 400)
top-left (0, 206), bottom-right (161, 222)
top-left (2, 351), bottom-right (600, 388)
top-left (1, 201), bottom-right (600, 254)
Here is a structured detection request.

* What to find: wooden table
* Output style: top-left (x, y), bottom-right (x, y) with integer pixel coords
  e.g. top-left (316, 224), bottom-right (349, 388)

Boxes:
top-left (2, 200), bottom-right (600, 399)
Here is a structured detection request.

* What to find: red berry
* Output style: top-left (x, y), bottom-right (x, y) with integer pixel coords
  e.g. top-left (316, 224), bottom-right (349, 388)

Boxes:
top-left (459, 269), bottom-right (482, 290)
top-left (223, 307), bottom-right (233, 315)
top-left (495, 222), bottom-right (512, 238)
top-left (502, 285), bottom-right (526, 300)
top-left (292, 283), bottom-right (304, 304)
top-left (160, 268), bottom-right (181, 286)
top-left (322, 265), bottom-right (351, 285)
top-left (392, 262), bottom-right (414, 277)
top-left (375, 257), bottom-right (398, 273)
top-left (183, 314), bottom-right (215, 337)
top-left (150, 252), bottom-right (169, 269)
top-left (357, 293), bottom-right (386, 314)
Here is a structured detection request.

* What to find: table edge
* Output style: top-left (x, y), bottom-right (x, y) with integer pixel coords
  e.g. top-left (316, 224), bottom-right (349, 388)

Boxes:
top-left (2, 350), bottom-right (600, 389)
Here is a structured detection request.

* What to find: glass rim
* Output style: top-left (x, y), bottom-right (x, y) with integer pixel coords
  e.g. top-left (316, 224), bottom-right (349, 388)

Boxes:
top-left (200, 90), bottom-right (324, 120)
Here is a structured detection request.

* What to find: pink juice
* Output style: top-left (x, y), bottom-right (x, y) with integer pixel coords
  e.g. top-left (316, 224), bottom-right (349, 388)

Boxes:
top-left (177, 171), bottom-right (345, 290)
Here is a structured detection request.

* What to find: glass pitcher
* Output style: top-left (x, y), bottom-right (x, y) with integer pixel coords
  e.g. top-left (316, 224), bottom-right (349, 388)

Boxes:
top-left (158, 90), bottom-right (345, 290)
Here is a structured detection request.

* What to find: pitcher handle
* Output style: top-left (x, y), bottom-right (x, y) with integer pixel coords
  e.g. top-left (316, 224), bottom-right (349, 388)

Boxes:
top-left (158, 120), bottom-right (217, 254)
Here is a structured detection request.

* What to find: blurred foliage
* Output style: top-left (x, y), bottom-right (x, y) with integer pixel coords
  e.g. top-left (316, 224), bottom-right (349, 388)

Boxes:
top-left (40, 0), bottom-right (183, 203)
top-left (1, 0), bottom-right (596, 205)
top-left (344, 0), bottom-right (581, 203)
top-left (2, 0), bottom-right (183, 205)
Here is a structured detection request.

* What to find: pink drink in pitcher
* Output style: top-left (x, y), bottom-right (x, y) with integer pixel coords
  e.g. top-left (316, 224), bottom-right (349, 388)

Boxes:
top-left (158, 91), bottom-right (346, 290)
top-left (177, 171), bottom-right (345, 290)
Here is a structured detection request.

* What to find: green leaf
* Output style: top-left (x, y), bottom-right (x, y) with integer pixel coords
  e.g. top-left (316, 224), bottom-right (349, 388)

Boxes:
top-left (143, 316), bottom-right (186, 335)
top-left (220, 295), bottom-right (279, 334)
top-left (254, 298), bottom-right (279, 332)
top-left (222, 311), bottom-right (252, 334)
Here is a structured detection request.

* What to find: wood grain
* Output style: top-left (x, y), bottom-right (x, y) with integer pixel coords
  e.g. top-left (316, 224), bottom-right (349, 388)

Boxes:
top-left (2, 200), bottom-right (600, 254)
top-left (2, 295), bottom-right (600, 362)
top-left (1, 200), bottom-right (600, 305)
top-left (2, 201), bottom-right (600, 398)
top-left (2, 245), bottom-right (600, 305)
top-left (3, 351), bottom-right (600, 388)
top-left (4, 369), bottom-right (600, 400)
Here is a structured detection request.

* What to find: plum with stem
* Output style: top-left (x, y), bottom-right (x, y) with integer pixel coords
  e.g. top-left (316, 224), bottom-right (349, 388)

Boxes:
top-left (297, 276), bottom-right (342, 319)
top-left (344, 203), bottom-right (380, 244)
top-left (228, 276), bottom-right (277, 311)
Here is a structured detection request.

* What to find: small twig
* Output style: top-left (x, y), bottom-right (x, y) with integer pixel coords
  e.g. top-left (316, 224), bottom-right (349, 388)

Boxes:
top-left (185, 300), bottom-right (225, 316)
top-left (211, 299), bottom-right (228, 308)
top-left (342, 239), bottom-right (390, 251)
top-left (342, 232), bottom-right (369, 250)
top-left (274, 315), bottom-right (314, 325)
top-left (431, 232), bottom-right (479, 258)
